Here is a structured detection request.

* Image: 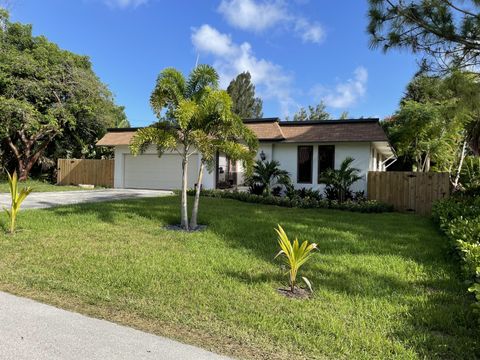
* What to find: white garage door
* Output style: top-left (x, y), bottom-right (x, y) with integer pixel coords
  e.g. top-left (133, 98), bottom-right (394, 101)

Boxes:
top-left (124, 154), bottom-right (199, 190)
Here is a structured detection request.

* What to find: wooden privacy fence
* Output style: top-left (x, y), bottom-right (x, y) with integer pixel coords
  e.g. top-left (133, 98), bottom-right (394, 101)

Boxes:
top-left (367, 171), bottom-right (450, 216)
top-left (57, 159), bottom-right (114, 187)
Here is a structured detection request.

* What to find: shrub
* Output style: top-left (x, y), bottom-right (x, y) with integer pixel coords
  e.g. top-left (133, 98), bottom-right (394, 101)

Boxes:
top-left (188, 189), bottom-right (394, 213)
top-left (285, 186), bottom-right (323, 201)
top-left (248, 182), bottom-right (264, 196)
top-left (460, 156), bottom-right (480, 190)
top-left (247, 160), bottom-right (291, 196)
top-left (432, 194), bottom-right (480, 321)
top-left (318, 157), bottom-right (361, 202)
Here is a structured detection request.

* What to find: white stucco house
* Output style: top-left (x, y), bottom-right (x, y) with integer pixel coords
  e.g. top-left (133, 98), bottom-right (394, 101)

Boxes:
top-left (97, 118), bottom-right (395, 194)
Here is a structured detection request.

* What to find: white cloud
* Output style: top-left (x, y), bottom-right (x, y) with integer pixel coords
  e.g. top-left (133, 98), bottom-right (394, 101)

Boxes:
top-left (294, 18), bottom-right (324, 44)
top-left (312, 67), bottom-right (368, 109)
top-left (103, 0), bottom-right (147, 9)
top-left (191, 24), bottom-right (235, 57)
top-left (218, 0), bottom-right (286, 32)
top-left (192, 24), bottom-right (296, 115)
top-left (218, 0), bottom-right (325, 44)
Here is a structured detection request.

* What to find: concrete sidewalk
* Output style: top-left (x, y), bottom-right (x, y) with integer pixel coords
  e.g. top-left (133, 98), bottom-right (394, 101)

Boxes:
top-left (0, 291), bottom-right (231, 360)
top-left (0, 189), bottom-right (173, 210)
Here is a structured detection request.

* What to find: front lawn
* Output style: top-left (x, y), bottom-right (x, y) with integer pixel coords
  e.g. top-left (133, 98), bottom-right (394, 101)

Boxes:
top-left (0, 179), bottom-right (84, 193)
top-left (0, 196), bottom-right (478, 359)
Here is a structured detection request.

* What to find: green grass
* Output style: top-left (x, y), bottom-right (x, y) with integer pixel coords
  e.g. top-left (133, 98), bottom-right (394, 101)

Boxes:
top-left (0, 196), bottom-right (478, 359)
top-left (0, 179), bottom-right (88, 193)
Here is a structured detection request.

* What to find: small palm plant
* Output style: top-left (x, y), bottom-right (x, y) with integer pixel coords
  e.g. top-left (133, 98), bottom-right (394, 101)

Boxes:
top-left (274, 225), bottom-right (317, 293)
top-left (250, 160), bottom-right (291, 196)
top-left (4, 170), bottom-right (32, 234)
top-left (318, 157), bottom-right (361, 202)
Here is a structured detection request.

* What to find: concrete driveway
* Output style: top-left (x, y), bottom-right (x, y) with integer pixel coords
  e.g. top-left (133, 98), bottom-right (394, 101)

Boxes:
top-left (0, 291), bottom-right (230, 360)
top-left (0, 189), bottom-right (173, 210)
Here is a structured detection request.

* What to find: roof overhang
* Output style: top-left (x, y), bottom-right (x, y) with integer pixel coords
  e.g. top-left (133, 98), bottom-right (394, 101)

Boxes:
top-left (373, 141), bottom-right (396, 158)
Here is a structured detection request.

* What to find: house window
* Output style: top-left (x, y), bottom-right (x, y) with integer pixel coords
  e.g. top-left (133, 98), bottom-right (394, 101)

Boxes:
top-left (297, 146), bottom-right (313, 183)
top-left (318, 145), bottom-right (335, 181)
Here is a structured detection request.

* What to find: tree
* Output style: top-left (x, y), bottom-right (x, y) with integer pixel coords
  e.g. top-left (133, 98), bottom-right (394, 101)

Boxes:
top-left (0, 10), bottom-right (125, 180)
top-left (183, 89), bottom-right (257, 229)
top-left (287, 102), bottom-right (331, 121)
top-left (367, 0), bottom-right (480, 71)
top-left (249, 160), bottom-right (291, 196)
top-left (226, 72), bottom-right (263, 118)
top-left (130, 65), bottom-right (257, 230)
top-left (390, 100), bottom-right (463, 172)
top-left (386, 71), bottom-right (479, 186)
top-left (318, 157), bottom-right (362, 202)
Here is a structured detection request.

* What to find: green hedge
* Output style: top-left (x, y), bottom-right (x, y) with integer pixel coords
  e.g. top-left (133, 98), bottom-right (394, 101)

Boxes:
top-left (188, 189), bottom-right (394, 213)
top-left (432, 193), bottom-right (480, 321)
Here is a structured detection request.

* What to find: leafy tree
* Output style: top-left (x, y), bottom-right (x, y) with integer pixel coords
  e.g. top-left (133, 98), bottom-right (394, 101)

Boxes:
top-left (386, 71), bottom-right (479, 186)
top-left (390, 100), bottom-right (464, 172)
top-left (287, 102), bottom-right (330, 121)
top-left (367, 0), bottom-right (480, 71)
top-left (226, 71), bottom-right (263, 118)
top-left (0, 10), bottom-right (125, 180)
top-left (131, 65), bottom-right (257, 230)
top-left (318, 157), bottom-right (361, 202)
top-left (249, 160), bottom-right (291, 196)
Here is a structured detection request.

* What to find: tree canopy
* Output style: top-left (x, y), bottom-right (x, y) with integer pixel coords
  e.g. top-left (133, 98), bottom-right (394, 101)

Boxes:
top-left (286, 102), bottom-right (331, 121)
top-left (367, 0), bottom-right (480, 71)
top-left (385, 70), bottom-right (479, 186)
top-left (0, 9), bottom-right (126, 179)
top-left (226, 72), bottom-right (263, 118)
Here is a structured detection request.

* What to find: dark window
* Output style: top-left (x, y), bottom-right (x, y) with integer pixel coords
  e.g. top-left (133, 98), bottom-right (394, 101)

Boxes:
top-left (318, 145), bottom-right (335, 181)
top-left (297, 146), bottom-right (313, 183)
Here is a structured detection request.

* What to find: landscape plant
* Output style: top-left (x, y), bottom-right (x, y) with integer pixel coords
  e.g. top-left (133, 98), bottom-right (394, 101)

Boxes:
top-left (248, 160), bottom-right (291, 196)
top-left (3, 170), bottom-right (32, 233)
top-left (460, 156), bottom-right (480, 190)
top-left (318, 157), bottom-right (361, 202)
top-left (432, 193), bottom-right (480, 321)
top-left (274, 225), bottom-right (317, 293)
top-left (130, 65), bottom-right (256, 230)
top-left (189, 188), bottom-right (394, 213)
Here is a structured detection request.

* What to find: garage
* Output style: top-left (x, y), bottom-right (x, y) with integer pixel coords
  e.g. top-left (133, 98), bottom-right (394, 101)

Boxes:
top-left (123, 154), bottom-right (199, 190)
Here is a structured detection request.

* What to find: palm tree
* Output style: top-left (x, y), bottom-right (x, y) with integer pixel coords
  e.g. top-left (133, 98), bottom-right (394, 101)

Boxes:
top-left (130, 65), bottom-right (258, 230)
top-left (250, 160), bottom-right (291, 196)
top-left (318, 157), bottom-right (361, 202)
top-left (185, 89), bottom-right (258, 229)
top-left (130, 65), bottom-right (219, 230)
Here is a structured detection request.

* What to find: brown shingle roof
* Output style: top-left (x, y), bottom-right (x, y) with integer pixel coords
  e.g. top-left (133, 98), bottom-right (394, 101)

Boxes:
top-left (244, 118), bottom-right (284, 141)
top-left (96, 131), bottom-right (136, 146)
top-left (279, 119), bottom-right (388, 143)
top-left (96, 118), bottom-right (389, 146)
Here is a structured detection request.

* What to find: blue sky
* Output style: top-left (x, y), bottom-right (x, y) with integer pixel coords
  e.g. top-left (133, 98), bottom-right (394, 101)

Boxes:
top-left (9, 0), bottom-right (419, 127)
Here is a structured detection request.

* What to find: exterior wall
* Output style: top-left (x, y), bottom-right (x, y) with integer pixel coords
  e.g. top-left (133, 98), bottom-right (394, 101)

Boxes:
top-left (113, 145), bottom-right (215, 190)
top-left (256, 142), bottom-right (371, 193)
top-left (114, 141), bottom-right (384, 193)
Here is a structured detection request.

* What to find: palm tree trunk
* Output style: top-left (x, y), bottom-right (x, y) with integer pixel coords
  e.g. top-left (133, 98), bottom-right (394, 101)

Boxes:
top-left (190, 161), bottom-right (204, 230)
top-left (181, 152), bottom-right (189, 230)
